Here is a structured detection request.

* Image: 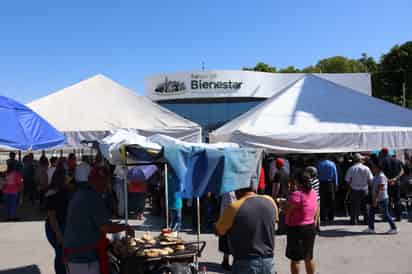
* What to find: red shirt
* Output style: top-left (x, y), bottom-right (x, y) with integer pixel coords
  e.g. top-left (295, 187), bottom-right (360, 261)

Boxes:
top-left (258, 167), bottom-right (266, 191)
top-left (3, 171), bottom-right (22, 194)
top-left (128, 181), bottom-right (148, 193)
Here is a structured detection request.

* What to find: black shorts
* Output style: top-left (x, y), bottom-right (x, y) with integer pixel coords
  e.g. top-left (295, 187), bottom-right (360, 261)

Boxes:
top-left (286, 224), bottom-right (316, 261)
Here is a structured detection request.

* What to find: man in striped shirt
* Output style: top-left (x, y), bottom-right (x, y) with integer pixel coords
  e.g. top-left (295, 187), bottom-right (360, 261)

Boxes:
top-left (305, 166), bottom-right (320, 200)
top-left (305, 166), bottom-right (320, 231)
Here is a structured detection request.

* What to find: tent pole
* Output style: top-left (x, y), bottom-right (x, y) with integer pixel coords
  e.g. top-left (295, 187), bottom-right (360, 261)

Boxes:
top-left (196, 197), bottom-right (201, 271)
top-left (124, 169), bottom-right (128, 225)
top-left (122, 145), bottom-right (129, 226)
top-left (164, 163), bottom-right (169, 229)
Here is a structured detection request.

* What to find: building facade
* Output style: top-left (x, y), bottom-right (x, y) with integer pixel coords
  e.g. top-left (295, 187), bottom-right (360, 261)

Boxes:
top-left (146, 70), bottom-right (371, 136)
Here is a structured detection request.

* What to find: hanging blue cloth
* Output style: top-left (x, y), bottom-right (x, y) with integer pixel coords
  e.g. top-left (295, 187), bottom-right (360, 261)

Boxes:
top-left (163, 143), bottom-right (261, 198)
top-left (0, 96), bottom-right (65, 150)
top-left (167, 170), bottom-right (182, 210)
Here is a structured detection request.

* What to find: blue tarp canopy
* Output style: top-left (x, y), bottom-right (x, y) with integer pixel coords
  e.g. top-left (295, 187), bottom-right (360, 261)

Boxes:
top-left (161, 144), bottom-right (263, 198)
top-left (100, 131), bottom-right (262, 198)
top-left (0, 96), bottom-right (65, 150)
top-left (124, 144), bottom-right (263, 198)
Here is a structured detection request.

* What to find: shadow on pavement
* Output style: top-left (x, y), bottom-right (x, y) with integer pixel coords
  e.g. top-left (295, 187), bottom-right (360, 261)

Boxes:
top-left (0, 265), bottom-right (41, 274)
top-left (318, 228), bottom-right (386, 237)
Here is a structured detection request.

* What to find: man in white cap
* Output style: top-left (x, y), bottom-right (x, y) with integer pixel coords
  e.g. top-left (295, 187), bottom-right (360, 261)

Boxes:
top-left (345, 153), bottom-right (373, 225)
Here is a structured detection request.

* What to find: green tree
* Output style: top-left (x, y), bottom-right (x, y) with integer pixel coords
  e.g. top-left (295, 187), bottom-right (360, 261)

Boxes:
top-left (373, 41), bottom-right (412, 106)
top-left (315, 56), bottom-right (365, 73)
top-left (243, 62), bottom-right (277, 73)
top-left (358, 53), bottom-right (378, 72)
top-left (301, 66), bottom-right (320, 73)
top-left (278, 66), bottom-right (301, 73)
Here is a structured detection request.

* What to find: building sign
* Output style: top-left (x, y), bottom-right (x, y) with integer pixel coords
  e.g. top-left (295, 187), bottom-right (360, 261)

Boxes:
top-left (146, 70), bottom-right (372, 101)
top-left (190, 73), bottom-right (242, 91)
top-left (154, 77), bottom-right (186, 95)
top-left (152, 73), bottom-right (242, 96)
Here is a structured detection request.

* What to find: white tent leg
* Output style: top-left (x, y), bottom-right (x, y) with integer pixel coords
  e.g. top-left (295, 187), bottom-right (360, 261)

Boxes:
top-left (164, 163), bottom-right (169, 229)
top-left (196, 197), bottom-right (201, 271)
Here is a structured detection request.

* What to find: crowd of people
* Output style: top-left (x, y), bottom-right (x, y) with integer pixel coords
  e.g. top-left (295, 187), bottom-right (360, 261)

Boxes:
top-left (213, 148), bottom-right (412, 274)
top-left (1, 147), bottom-right (412, 274)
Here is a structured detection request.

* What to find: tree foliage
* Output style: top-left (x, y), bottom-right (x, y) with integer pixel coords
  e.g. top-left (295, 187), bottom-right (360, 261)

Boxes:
top-left (242, 41), bottom-right (412, 107)
top-left (373, 42), bottom-right (412, 106)
top-left (243, 62), bottom-right (277, 73)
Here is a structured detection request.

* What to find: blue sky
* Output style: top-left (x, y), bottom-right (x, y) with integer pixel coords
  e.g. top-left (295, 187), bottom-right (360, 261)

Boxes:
top-left (0, 0), bottom-right (411, 103)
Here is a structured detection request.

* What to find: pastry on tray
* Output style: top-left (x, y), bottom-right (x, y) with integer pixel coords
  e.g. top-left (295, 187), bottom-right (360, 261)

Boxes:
top-left (135, 238), bottom-right (145, 244)
top-left (128, 239), bottom-right (137, 247)
top-left (160, 240), bottom-right (177, 245)
top-left (144, 249), bottom-right (160, 257)
top-left (163, 247), bottom-right (174, 254)
top-left (175, 244), bottom-right (185, 251)
top-left (142, 234), bottom-right (154, 241)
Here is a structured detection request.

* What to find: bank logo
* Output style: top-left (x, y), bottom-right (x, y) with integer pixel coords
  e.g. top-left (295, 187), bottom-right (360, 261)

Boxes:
top-left (154, 77), bottom-right (186, 94)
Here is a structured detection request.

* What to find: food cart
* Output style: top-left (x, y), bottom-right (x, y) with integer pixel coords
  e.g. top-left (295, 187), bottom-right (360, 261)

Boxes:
top-left (97, 132), bottom-right (261, 274)
top-left (109, 234), bottom-right (206, 274)
top-left (100, 144), bottom-right (206, 274)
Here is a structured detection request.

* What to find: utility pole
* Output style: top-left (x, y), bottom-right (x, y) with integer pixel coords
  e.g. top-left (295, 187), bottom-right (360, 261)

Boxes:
top-left (201, 61), bottom-right (205, 71)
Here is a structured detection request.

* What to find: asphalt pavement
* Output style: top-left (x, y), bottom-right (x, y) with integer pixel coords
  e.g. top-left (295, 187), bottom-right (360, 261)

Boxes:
top-left (1, 206), bottom-right (412, 274)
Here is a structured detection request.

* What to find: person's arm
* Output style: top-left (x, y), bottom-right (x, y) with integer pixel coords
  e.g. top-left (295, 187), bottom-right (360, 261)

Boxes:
top-left (344, 168), bottom-right (352, 186)
top-left (47, 210), bottom-right (65, 244)
top-left (344, 169), bottom-right (352, 200)
top-left (367, 168), bottom-right (373, 185)
top-left (333, 164), bottom-right (338, 187)
top-left (272, 173), bottom-right (280, 198)
top-left (283, 192), bottom-right (298, 216)
top-left (273, 200), bottom-right (279, 222)
top-left (272, 182), bottom-right (280, 199)
top-left (283, 199), bottom-right (297, 216)
top-left (373, 184), bottom-right (384, 207)
top-left (18, 173), bottom-right (23, 192)
top-left (92, 194), bottom-right (133, 236)
top-left (390, 165), bottom-right (404, 184)
top-left (215, 202), bottom-right (239, 236)
top-left (99, 223), bottom-right (134, 235)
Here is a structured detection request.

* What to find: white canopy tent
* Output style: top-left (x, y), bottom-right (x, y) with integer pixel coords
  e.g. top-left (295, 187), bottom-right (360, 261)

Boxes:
top-left (28, 74), bottom-right (202, 147)
top-left (209, 74), bottom-right (412, 154)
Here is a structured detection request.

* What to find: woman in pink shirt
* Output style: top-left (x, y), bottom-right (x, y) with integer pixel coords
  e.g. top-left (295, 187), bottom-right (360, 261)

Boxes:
top-left (283, 172), bottom-right (317, 274)
top-left (3, 162), bottom-right (23, 221)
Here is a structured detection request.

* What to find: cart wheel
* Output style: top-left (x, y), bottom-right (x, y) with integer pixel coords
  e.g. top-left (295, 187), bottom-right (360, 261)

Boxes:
top-left (159, 263), bottom-right (192, 274)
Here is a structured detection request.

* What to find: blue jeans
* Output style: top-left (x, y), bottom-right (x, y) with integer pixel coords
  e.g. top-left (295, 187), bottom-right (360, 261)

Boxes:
top-left (170, 208), bottom-right (182, 231)
top-left (232, 257), bottom-right (275, 274)
top-left (368, 199), bottom-right (397, 230)
top-left (45, 222), bottom-right (67, 274)
top-left (4, 193), bottom-right (18, 219)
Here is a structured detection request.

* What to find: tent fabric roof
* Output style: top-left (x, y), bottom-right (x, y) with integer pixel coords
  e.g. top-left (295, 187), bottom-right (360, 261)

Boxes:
top-left (209, 74), bottom-right (412, 154)
top-left (28, 74), bottom-right (201, 146)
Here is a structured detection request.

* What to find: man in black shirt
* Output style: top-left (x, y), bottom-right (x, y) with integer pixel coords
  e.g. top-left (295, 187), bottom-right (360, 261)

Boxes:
top-left (216, 187), bottom-right (278, 274)
top-left (379, 148), bottom-right (404, 221)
